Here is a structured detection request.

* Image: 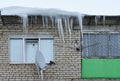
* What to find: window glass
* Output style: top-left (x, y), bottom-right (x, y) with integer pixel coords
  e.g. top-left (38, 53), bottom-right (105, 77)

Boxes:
top-left (83, 34), bottom-right (95, 57)
top-left (110, 34), bottom-right (120, 57)
top-left (10, 37), bottom-right (54, 64)
top-left (96, 34), bottom-right (109, 57)
top-left (40, 38), bottom-right (54, 63)
top-left (25, 39), bottom-right (38, 63)
top-left (10, 38), bottom-right (23, 63)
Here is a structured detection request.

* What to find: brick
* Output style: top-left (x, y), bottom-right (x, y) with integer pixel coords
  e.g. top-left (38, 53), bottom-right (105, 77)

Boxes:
top-left (0, 25), bottom-right (81, 80)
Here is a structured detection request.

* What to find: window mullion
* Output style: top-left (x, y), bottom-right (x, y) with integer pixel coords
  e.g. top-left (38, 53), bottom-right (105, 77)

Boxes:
top-left (23, 38), bottom-right (26, 63)
top-left (108, 34), bottom-right (111, 57)
top-left (93, 33), bottom-right (97, 57)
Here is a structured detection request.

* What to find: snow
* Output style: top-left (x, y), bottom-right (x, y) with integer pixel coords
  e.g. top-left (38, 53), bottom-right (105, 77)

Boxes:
top-left (0, 0), bottom-right (120, 16)
top-left (1, 6), bottom-right (118, 42)
top-left (1, 6), bottom-right (81, 16)
top-left (0, 6), bottom-right (85, 42)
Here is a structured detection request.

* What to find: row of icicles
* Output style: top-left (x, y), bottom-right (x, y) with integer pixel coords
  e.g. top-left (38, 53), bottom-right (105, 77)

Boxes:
top-left (21, 15), bottom-right (84, 42)
top-left (21, 15), bottom-right (106, 42)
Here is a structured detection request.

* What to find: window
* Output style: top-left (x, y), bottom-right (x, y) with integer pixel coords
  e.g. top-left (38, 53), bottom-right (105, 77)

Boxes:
top-left (9, 36), bottom-right (54, 64)
top-left (83, 33), bottom-right (120, 58)
top-left (10, 38), bottom-right (23, 63)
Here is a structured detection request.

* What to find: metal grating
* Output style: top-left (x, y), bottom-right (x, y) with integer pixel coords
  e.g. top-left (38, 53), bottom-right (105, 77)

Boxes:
top-left (82, 33), bottom-right (120, 58)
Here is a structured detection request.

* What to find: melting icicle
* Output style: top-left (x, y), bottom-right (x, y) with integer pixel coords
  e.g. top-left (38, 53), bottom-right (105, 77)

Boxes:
top-left (103, 16), bottom-right (106, 26)
top-left (56, 18), bottom-right (64, 42)
top-left (45, 16), bottom-right (48, 27)
top-left (55, 18), bottom-right (61, 37)
top-left (77, 15), bottom-right (84, 49)
top-left (78, 15), bottom-right (84, 35)
top-left (95, 16), bottom-right (98, 25)
top-left (50, 16), bottom-right (54, 28)
top-left (21, 15), bottom-right (28, 33)
top-left (70, 18), bottom-right (73, 30)
top-left (66, 17), bottom-right (72, 41)
top-left (59, 18), bottom-right (64, 42)
top-left (35, 16), bottom-right (37, 24)
top-left (42, 16), bottom-right (45, 28)
top-left (63, 17), bottom-right (68, 32)
top-left (63, 17), bottom-right (72, 41)
top-left (95, 16), bottom-right (101, 26)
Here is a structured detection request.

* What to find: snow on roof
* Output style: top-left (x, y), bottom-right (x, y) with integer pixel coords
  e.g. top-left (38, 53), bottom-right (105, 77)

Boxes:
top-left (0, 6), bottom-right (119, 43)
top-left (1, 6), bottom-right (120, 16)
top-left (0, 6), bottom-right (84, 17)
top-left (0, 6), bottom-right (85, 42)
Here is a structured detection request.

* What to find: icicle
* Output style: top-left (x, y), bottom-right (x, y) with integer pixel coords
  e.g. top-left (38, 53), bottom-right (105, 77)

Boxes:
top-left (57, 18), bottom-right (62, 38)
top-left (35, 16), bottom-right (37, 24)
top-left (50, 16), bottom-right (54, 28)
top-left (30, 16), bottom-right (33, 25)
top-left (56, 18), bottom-right (61, 37)
top-left (77, 15), bottom-right (84, 49)
top-left (59, 18), bottom-right (64, 42)
top-left (42, 16), bottom-right (45, 28)
top-left (22, 15), bottom-right (28, 33)
top-left (70, 18), bottom-right (73, 30)
top-left (95, 16), bottom-right (98, 25)
top-left (66, 17), bottom-right (72, 41)
top-left (103, 16), bottom-right (106, 26)
top-left (56, 18), bottom-right (64, 42)
top-left (95, 16), bottom-right (101, 26)
top-left (63, 17), bottom-right (68, 32)
top-left (78, 16), bottom-right (82, 30)
top-left (45, 16), bottom-right (48, 27)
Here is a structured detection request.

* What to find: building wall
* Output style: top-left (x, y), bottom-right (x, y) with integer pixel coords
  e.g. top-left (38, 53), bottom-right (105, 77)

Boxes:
top-left (0, 24), bottom-right (120, 81)
top-left (0, 25), bottom-right (82, 81)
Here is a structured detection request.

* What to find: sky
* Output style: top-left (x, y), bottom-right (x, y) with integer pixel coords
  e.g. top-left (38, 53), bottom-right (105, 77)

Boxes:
top-left (0, 0), bottom-right (120, 15)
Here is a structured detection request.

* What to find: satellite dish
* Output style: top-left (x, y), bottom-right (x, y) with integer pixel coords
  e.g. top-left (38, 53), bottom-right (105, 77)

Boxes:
top-left (35, 50), bottom-right (46, 80)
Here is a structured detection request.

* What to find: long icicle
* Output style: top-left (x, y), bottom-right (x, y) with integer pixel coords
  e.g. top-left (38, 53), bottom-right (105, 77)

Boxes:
top-left (42, 16), bottom-right (45, 28)
top-left (50, 16), bottom-right (54, 28)
top-left (45, 16), bottom-right (48, 27)
top-left (22, 15), bottom-right (28, 33)
top-left (95, 16), bottom-right (98, 25)
top-left (59, 18), bottom-right (64, 42)
top-left (56, 18), bottom-right (64, 42)
top-left (67, 17), bottom-right (72, 41)
top-left (77, 15), bottom-right (84, 51)
top-left (64, 17), bottom-right (68, 32)
top-left (35, 16), bottom-right (37, 24)
top-left (103, 16), bottom-right (106, 27)
top-left (56, 18), bottom-right (61, 38)
top-left (70, 18), bottom-right (73, 30)
top-left (78, 15), bottom-right (84, 39)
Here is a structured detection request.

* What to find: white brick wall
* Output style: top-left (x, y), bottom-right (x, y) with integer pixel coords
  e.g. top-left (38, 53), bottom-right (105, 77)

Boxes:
top-left (0, 25), bottom-right (120, 81)
top-left (0, 25), bottom-right (82, 81)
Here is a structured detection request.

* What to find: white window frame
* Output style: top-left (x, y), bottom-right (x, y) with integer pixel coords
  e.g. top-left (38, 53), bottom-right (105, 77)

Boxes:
top-left (9, 35), bottom-right (54, 64)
